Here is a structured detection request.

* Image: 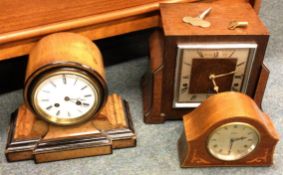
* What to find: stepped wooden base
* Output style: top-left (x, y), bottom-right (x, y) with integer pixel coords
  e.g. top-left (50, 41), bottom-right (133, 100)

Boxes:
top-left (5, 94), bottom-right (136, 163)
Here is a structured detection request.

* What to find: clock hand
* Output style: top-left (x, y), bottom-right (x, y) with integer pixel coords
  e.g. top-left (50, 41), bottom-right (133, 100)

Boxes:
top-left (64, 96), bottom-right (86, 102)
top-left (209, 70), bottom-right (240, 93)
top-left (64, 96), bottom-right (84, 106)
top-left (232, 136), bottom-right (247, 142)
top-left (228, 139), bottom-right (234, 155)
top-left (69, 98), bottom-right (86, 102)
top-left (211, 70), bottom-right (238, 79)
top-left (227, 137), bottom-right (247, 155)
top-left (211, 77), bottom-right (219, 93)
top-left (209, 75), bottom-right (219, 93)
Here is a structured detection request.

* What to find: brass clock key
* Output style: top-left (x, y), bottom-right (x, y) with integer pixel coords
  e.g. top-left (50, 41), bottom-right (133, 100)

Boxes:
top-left (228, 21), bottom-right (249, 30)
top-left (182, 8), bottom-right (212, 28)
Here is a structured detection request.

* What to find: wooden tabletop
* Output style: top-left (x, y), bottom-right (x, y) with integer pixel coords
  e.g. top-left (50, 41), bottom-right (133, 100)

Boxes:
top-left (0, 0), bottom-right (162, 34)
top-left (0, 0), bottom-right (260, 61)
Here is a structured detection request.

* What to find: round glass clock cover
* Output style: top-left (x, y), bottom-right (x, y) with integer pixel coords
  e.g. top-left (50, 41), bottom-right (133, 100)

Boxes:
top-left (31, 69), bottom-right (102, 125)
top-left (207, 122), bottom-right (260, 161)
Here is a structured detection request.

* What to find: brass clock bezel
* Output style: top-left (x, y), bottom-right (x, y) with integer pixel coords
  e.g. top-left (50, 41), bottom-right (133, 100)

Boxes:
top-left (24, 62), bottom-right (108, 126)
top-left (173, 43), bottom-right (258, 108)
top-left (207, 122), bottom-right (261, 161)
top-left (31, 69), bottom-right (102, 125)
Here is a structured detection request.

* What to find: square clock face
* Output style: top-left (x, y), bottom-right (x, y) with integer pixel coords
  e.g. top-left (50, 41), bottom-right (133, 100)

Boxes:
top-left (173, 43), bottom-right (257, 108)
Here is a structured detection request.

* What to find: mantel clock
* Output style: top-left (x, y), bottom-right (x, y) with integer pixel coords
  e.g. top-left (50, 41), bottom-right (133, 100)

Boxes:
top-left (6, 33), bottom-right (136, 163)
top-left (178, 92), bottom-right (279, 167)
top-left (142, 2), bottom-right (270, 123)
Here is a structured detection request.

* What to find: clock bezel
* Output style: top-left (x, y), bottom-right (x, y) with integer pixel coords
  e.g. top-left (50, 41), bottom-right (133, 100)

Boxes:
top-left (206, 122), bottom-right (261, 161)
top-left (173, 43), bottom-right (258, 108)
top-left (24, 61), bottom-right (108, 125)
top-left (31, 69), bottom-right (102, 125)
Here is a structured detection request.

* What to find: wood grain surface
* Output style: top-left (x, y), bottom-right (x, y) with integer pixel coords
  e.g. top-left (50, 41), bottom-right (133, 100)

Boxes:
top-left (160, 1), bottom-right (269, 36)
top-left (25, 32), bottom-right (105, 80)
top-left (0, 0), bottom-right (260, 61)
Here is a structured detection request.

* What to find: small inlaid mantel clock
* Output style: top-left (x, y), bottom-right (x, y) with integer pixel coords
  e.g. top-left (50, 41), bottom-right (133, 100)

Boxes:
top-left (142, 1), bottom-right (270, 123)
top-left (178, 92), bottom-right (279, 167)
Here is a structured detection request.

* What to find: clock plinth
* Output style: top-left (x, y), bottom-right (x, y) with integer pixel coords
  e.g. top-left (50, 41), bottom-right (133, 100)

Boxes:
top-left (178, 92), bottom-right (279, 167)
top-left (5, 94), bottom-right (136, 163)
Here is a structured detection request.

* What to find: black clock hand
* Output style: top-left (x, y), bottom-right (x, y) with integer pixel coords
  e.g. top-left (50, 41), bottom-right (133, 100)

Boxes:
top-left (232, 137), bottom-right (247, 142)
top-left (69, 98), bottom-right (86, 102)
top-left (228, 139), bottom-right (234, 155)
top-left (227, 137), bottom-right (247, 155)
top-left (64, 96), bottom-right (84, 106)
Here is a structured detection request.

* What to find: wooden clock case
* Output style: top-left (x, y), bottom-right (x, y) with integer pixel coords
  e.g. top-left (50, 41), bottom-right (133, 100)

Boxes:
top-left (5, 33), bottom-right (136, 163)
top-left (142, 1), bottom-right (269, 123)
top-left (178, 92), bottom-right (279, 167)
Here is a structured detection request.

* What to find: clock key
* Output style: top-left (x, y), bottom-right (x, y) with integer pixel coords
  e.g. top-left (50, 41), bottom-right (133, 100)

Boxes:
top-left (228, 21), bottom-right (249, 30)
top-left (182, 8), bottom-right (212, 28)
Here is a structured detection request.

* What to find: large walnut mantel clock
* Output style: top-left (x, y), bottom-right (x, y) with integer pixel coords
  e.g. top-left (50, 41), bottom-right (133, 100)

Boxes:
top-left (5, 33), bottom-right (136, 163)
top-left (142, 2), bottom-right (270, 123)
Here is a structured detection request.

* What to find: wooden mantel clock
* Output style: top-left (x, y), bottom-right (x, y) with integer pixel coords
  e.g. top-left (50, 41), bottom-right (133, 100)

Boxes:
top-left (5, 33), bottom-right (136, 163)
top-left (142, 1), bottom-right (270, 123)
top-left (178, 92), bottom-right (279, 167)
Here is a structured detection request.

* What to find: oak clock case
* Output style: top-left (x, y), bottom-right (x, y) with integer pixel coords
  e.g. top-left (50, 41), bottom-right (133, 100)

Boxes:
top-left (5, 33), bottom-right (136, 163)
top-left (142, 2), bottom-right (270, 123)
top-left (178, 92), bottom-right (279, 167)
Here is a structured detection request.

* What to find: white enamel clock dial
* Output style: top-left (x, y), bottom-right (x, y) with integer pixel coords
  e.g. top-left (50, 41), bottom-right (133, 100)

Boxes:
top-left (207, 122), bottom-right (260, 161)
top-left (173, 43), bottom-right (257, 108)
top-left (32, 70), bottom-right (101, 124)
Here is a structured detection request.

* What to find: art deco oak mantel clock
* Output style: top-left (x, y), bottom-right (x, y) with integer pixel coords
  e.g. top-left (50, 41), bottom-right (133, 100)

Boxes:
top-left (142, 2), bottom-right (270, 123)
top-left (5, 33), bottom-right (136, 163)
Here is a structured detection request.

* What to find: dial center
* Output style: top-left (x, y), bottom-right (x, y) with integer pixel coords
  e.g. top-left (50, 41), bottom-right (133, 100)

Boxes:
top-left (64, 96), bottom-right (70, 101)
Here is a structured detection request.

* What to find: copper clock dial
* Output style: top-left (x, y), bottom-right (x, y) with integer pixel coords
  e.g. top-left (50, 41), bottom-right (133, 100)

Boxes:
top-left (173, 43), bottom-right (257, 108)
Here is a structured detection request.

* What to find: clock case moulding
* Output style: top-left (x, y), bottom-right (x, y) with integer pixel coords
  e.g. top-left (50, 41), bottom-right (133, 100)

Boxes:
top-left (142, 1), bottom-right (270, 123)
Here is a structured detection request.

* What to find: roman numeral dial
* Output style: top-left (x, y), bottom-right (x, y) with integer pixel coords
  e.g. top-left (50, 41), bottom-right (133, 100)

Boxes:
top-left (33, 70), bottom-right (100, 120)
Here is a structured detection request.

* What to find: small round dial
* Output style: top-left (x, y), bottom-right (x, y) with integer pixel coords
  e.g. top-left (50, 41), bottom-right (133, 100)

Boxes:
top-left (207, 122), bottom-right (260, 161)
top-left (31, 69), bottom-right (102, 125)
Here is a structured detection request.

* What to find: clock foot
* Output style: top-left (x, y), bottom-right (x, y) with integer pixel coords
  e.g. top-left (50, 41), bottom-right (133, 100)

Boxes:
top-left (141, 30), bottom-right (166, 124)
top-left (5, 94), bottom-right (136, 163)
